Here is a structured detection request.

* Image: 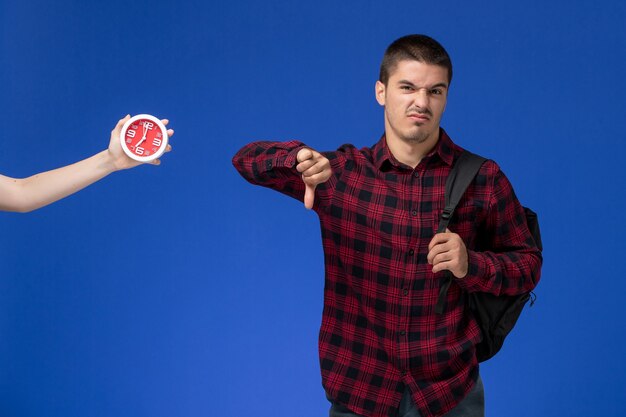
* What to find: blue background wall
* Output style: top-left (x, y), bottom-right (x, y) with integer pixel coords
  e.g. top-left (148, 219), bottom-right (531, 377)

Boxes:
top-left (1, 1), bottom-right (625, 416)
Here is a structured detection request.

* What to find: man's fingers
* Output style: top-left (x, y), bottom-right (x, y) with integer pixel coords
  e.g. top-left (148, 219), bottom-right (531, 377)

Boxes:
top-left (304, 171), bottom-right (330, 186)
top-left (432, 261), bottom-right (453, 274)
top-left (428, 232), bottom-right (468, 278)
top-left (297, 157), bottom-right (329, 177)
top-left (296, 159), bottom-right (316, 173)
top-left (432, 259), bottom-right (465, 277)
top-left (428, 232), bottom-right (449, 252)
top-left (431, 251), bottom-right (453, 266)
top-left (427, 243), bottom-right (447, 264)
top-left (304, 183), bottom-right (316, 209)
top-left (300, 162), bottom-right (326, 177)
top-left (297, 148), bottom-right (314, 163)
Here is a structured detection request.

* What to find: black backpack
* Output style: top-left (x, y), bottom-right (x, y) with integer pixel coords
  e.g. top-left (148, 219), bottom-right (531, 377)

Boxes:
top-left (434, 151), bottom-right (543, 362)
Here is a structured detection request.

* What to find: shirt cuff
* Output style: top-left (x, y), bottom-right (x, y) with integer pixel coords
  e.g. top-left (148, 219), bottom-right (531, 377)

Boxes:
top-left (283, 145), bottom-right (305, 169)
top-left (261, 142), bottom-right (306, 173)
top-left (455, 250), bottom-right (494, 292)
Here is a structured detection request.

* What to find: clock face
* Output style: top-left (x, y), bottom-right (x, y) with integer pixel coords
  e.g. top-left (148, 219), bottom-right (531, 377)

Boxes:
top-left (120, 114), bottom-right (168, 162)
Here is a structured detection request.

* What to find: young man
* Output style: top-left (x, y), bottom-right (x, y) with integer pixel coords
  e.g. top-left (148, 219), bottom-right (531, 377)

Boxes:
top-left (233, 35), bottom-right (541, 417)
top-left (0, 115), bottom-right (173, 213)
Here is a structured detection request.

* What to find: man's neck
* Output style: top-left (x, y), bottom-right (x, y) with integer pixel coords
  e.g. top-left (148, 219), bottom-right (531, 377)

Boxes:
top-left (385, 131), bottom-right (440, 169)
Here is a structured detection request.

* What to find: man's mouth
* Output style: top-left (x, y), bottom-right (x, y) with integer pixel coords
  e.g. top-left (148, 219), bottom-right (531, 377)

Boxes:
top-left (407, 113), bottom-right (430, 122)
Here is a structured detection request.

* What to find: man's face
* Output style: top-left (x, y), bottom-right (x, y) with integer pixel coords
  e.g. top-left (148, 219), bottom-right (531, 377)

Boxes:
top-left (376, 60), bottom-right (449, 146)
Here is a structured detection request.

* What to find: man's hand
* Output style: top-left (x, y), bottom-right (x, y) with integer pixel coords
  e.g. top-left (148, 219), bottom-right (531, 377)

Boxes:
top-left (108, 115), bottom-right (174, 171)
top-left (427, 228), bottom-right (469, 278)
top-left (296, 148), bottom-right (331, 209)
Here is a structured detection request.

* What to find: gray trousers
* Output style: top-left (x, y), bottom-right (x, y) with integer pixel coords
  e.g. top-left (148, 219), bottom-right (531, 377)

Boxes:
top-left (329, 376), bottom-right (484, 417)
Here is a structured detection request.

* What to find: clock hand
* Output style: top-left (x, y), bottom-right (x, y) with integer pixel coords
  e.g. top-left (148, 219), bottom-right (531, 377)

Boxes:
top-left (134, 123), bottom-right (149, 147)
top-left (135, 136), bottom-right (147, 147)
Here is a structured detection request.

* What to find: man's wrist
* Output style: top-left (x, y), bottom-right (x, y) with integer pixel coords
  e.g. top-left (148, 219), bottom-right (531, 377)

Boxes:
top-left (454, 250), bottom-right (490, 291)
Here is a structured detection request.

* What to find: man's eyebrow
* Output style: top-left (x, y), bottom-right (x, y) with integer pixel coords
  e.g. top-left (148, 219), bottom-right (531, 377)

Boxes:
top-left (397, 80), bottom-right (448, 89)
top-left (430, 82), bottom-right (449, 90)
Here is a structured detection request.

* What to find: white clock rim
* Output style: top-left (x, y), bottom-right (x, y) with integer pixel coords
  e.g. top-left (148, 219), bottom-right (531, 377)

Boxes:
top-left (119, 114), bottom-right (169, 163)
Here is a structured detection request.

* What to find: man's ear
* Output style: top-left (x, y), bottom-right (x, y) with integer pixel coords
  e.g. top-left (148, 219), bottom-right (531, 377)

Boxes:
top-left (375, 81), bottom-right (386, 106)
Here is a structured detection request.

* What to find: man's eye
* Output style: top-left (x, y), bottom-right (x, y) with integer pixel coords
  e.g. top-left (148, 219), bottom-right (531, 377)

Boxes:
top-left (431, 89), bottom-right (443, 95)
top-left (400, 86), bottom-right (413, 91)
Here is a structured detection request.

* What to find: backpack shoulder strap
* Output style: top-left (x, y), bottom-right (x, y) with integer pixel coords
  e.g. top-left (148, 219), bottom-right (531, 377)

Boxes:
top-left (435, 151), bottom-right (488, 314)
top-left (437, 151), bottom-right (488, 233)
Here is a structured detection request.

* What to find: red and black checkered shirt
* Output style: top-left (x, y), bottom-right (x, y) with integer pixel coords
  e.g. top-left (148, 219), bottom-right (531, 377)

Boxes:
top-left (233, 129), bottom-right (542, 417)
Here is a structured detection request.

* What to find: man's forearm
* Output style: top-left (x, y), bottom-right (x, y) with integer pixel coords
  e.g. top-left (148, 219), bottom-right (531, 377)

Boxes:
top-left (456, 248), bottom-right (542, 296)
top-left (232, 140), bottom-right (307, 200)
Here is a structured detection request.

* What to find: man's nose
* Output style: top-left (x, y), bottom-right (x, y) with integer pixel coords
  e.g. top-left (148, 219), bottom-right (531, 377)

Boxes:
top-left (413, 88), bottom-right (430, 109)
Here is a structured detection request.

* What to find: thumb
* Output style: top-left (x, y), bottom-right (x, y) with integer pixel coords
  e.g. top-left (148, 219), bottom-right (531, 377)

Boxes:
top-left (113, 114), bottom-right (131, 134)
top-left (304, 182), bottom-right (316, 210)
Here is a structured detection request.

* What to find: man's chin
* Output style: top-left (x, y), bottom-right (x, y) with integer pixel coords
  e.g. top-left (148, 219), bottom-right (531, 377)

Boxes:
top-left (403, 132), bottom-right (431, 144)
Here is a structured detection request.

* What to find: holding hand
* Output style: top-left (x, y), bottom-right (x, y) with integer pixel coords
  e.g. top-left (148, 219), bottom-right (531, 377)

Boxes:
top-left (296, 148), bottom-right (331, 209)
top-left (427, 228), bottom-right (469, 278)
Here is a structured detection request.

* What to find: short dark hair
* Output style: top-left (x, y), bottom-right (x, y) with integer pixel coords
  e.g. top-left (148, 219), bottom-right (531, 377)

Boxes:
top-left (379, 34), bottom-right (452, 86)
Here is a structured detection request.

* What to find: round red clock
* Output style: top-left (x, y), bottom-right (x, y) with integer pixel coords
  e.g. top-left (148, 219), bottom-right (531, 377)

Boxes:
top-left (119, 114), bottom-right (169, 162)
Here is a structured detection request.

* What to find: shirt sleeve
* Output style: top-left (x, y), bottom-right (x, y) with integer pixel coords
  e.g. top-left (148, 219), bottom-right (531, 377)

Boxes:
top-left (455, 166), bottom-right (542, 296)
top-left (232, 140), bottom-right (345, 210)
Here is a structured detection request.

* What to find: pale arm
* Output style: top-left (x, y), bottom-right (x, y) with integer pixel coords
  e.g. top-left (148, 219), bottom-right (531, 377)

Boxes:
top-left (0, 115), bottom-right (174, 213)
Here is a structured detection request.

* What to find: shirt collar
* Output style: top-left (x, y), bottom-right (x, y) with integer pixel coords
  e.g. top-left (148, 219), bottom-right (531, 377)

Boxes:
top-left (373, 128), bottom-right (456, 171)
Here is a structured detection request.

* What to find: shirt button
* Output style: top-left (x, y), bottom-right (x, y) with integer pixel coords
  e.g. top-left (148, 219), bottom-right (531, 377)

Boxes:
top-left (411, 210), bottom-right (418, 216)
top-left (403, 289), bottom-right (409, 296)
top-left (400, 330), bottom-right (406, 336)
top-left (413, 172), bottom-right (419, 178)
top-left (408, 249), bottom-right (414, 256)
